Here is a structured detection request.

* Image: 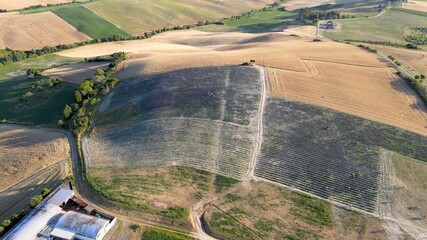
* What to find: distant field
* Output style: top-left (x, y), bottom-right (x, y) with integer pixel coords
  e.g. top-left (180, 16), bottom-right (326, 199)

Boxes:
top-left (403, 0), bottom-right (427, 12)
top-left (53, 6), bottom-right (130, 39)
top-left (19, 1), bottom-right (88, 14)
top-left (0, 12), bottom-right (90, 50)
top-left (255, 98), bottom-right (427, 213)
top-left (85, 0), bottom-right (275, 34)
top-left (283, 0), bottom-right (384, 16)
top-left (0, 0), bottom-right (71, 11)
top-left (323, 8), bottom-right (427, 45)
top-left (87, 66), bottom-right (261, 180)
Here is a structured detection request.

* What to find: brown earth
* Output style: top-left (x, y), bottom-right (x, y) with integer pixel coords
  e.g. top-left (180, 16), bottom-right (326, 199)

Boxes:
top-left (0, 12), bottom-right (90, 50)
top-left (0, 0), bottom-right (71, 11)
top-left (43, 62), bottom-right (110, 84)
top-left (402, 0), bottom-right (427, 12)
top-left (0, 124), bottom-right (70, 192)
top-left (59, 30), bottom-right (427, 136)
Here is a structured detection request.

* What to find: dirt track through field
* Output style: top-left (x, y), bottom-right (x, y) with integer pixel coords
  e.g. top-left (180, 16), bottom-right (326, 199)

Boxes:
top-left (0, 12), bottom-right (90, 50)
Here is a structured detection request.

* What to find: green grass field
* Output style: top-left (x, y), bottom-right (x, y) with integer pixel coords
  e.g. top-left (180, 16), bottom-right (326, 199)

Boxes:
top-left (0, 54), bottom-right (81, 125)
top-left (53, 6), bottom-right (130, 39)
top-left (323, 8), bottom-right (427, 45)
top-left (0, 76), bottom-right (75, 125)
top-left (0, 54), bottom-right (80, 81)
top-left (220, 7), bottom-right (297, 33)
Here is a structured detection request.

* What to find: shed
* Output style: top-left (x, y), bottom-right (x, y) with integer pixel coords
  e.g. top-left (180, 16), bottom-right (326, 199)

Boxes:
top-left (2, 203), bottom-right (62, 240)
top-left (54, 211), bottom-right (110, 240)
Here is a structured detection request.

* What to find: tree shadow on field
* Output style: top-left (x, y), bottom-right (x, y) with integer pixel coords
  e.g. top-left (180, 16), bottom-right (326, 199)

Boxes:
top-left (389, 78), bottom-right (427, 113)
top-left (0, 125), bottom-right (64, 148)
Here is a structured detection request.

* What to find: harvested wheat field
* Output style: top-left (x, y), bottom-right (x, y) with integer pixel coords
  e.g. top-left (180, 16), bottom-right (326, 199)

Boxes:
top-left (58, 30), bottom-right (427, 135)
top-left (43, 62), bottom-right (110, 84)
top-left (0, 0), bottom-right (71, 11)
top-left (0, 12), bottom-right (90, 50)
top-left (366, 44), bottom-right (427, 76)
top-left (0, 124), bottom-right (70, 192)
top-left (403, 0), bottom-right (427, 12)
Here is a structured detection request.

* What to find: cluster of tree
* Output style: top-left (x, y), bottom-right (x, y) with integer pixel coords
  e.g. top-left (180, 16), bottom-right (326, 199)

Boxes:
top-left (0, 188), bottom-right (51, 237)
top-left (0, 210), bottom-right (26, 237)
top-left (297, 8), bottom-right (340, 24)
top-left (29, 188), bottom-right (51, 208)
top-left (357, 44), bottom-right (378, 53)
top-left (61, 53), bottom-right (125, 137)
top-left (0, 9), bottom-right (7, 12)
top-left (397, 72), bottom-right (427, 105)
top-left (343, 39), bottom-right (418, 49)
top-left (405, 27), bottom-right (427, 46)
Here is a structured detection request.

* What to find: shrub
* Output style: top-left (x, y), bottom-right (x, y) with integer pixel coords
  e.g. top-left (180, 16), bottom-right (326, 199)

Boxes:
top-left (41, 188), bottom-right (51, 198)
top-left (29, 195), bottom-right (43, 208)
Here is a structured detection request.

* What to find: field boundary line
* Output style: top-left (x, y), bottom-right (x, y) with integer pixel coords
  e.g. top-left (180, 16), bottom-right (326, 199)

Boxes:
top-left (246, 66), bottom-right (266, 179)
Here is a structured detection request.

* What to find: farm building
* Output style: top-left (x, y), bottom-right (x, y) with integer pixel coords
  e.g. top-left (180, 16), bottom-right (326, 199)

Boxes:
top-left (1, 183), bottom-right (115, 240)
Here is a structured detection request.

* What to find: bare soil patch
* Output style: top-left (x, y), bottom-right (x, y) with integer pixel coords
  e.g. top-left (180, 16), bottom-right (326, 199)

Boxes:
top-left (0, 124), bottom-right (70, 192)
top-left (0, 12), bottom-right (90, 50)
top-left (43, 62), bottom-right (110, 84)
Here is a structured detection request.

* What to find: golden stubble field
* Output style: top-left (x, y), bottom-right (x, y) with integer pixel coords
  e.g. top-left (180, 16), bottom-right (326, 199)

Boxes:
top-left (0, 124), bottom-right (70, 192)
top-left (0, 0), bottom-right (71, 11)
top-left (402, 0), bottom-right (427, 12)
top-left (0, 12), bottom-right (90, 50)
top-left (58, 29), bottom-right (427, 136)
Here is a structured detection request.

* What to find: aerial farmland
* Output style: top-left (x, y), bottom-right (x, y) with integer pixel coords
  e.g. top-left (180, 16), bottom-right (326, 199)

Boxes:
top-left (0, 0), bottom-right (427, 239)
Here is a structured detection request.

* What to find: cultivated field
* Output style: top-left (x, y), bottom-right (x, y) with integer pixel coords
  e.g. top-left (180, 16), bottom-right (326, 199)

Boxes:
top-left (53, 6), bottom-right (130, 39)
top-left (282, 0), bottom-right (383, 14)
top-left (255, 98), bottom-right (427, 213)
top-left (42, 61), bottom-right (110, 84)
top-left (403, 0), bottom-right (427, 12)
top-left (0, 0), bottom-right (71, 11)
top-left (87, 66), bottom-right (262, 179)
top-left (85, 0), bottom-right (275, 35)
top-left (267, 60), bottom-right (427, 136)
top-left (365, 44), bottom-right (427, 77)
top-left (0, 124), bottom-right (70, 192)
top-left (0, 12), bottom-right (90, 50)
top-left (322, 8), bottom-right (427, 45)
top-left (58, 30), bottom-right (427, 136)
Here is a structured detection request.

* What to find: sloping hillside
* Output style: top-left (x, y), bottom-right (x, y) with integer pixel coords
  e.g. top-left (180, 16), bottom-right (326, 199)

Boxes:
top-left (86, 66), bottom-right (262, 179)
top-left (85, 0), bottom-right (275, 34)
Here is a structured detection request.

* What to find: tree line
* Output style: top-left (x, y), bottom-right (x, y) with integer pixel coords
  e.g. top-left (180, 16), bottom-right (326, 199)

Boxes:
top-left (60, 52), bottom-right (126, 137)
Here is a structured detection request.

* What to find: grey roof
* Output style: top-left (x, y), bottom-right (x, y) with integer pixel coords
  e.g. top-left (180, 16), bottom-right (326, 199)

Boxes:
top-left (54, 211), bottom-right (109, 238)
top-left (1, 203), bottom-right (62, 240)
top-left (47, 188), bottom-right (74, 206)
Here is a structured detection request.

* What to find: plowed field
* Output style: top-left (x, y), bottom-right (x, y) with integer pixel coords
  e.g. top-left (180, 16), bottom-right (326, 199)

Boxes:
top-left (0, 0), bottom-right (71, 11)
top-left (0, 12), bottom-right (90, 50)
top-left (0, 124), bottom-right (70, 192)
top-left (58, 30), bottom-right (427, 135)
